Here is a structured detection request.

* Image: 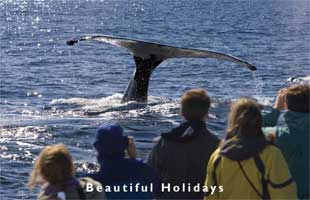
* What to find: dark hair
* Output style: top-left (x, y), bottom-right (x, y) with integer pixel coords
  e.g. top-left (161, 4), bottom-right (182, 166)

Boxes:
top-left (181, 89), bottom-right (211, 121)
top-left (225, 98), bottom-right (264, 141)
top-left (286, 84), bottom-right (310, 113)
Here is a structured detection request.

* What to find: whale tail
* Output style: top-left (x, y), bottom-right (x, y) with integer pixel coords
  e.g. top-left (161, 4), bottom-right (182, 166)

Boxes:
top-left (67, 35), bottom-right (257, 102)
top-left (122, 56), bottom-right (163, 102)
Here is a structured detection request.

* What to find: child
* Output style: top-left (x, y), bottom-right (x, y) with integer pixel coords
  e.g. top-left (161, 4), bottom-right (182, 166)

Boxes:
top-left (28, 144), bottom-right (104, 200)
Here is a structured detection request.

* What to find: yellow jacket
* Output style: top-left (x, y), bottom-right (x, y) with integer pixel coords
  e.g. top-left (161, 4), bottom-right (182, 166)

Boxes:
top-left (204, 145), bottom-right (297, 199)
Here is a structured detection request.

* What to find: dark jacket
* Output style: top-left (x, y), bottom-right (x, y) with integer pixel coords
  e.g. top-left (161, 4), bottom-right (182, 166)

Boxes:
top-left (88, 158), bottom-right (159, 199)
top-left (148, 121), bottom-right (220, 199)
top-left (262, 108), bottom-right (310, 199)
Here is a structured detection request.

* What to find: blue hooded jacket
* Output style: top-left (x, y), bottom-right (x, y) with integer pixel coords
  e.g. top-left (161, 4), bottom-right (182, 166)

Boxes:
top-left (88, 124), bottom-right (159, 199)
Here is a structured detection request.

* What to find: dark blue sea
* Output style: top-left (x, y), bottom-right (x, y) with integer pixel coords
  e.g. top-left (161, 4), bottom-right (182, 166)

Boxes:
top-left (0, 0), bottom-right (309, 199)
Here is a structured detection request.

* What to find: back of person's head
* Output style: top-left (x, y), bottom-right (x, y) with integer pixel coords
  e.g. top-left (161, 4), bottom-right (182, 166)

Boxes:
top-left (94, 124), bottom-right (128, 160)
top-left (28, 144), bottom-right (74, 189)
top-left (226, 98), bottom-right (264, 140)
top-left (286, 84), bottom-right (310, 113)
top-left (181, 89), bottom-right (211, 122)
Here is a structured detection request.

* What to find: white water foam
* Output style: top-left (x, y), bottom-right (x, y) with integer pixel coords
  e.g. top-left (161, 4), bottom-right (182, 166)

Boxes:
top-left (51, 93), bottom-right (123, 110)
top-left (287, 75), bottom-right (310, 84)
top-left (52, 93), bottom-right (175, 109)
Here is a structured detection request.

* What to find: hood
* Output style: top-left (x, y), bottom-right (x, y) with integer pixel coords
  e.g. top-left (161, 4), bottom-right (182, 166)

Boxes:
top-left (94, 124), bottom-right (128, 161)
top-left (161, 121), bottom-right (208, 142)
top-left (220, 137), bottom-right (267, 161)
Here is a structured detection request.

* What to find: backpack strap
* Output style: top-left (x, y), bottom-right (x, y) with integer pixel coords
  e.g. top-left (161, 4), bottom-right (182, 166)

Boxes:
top-left (253, 155), bottom-right (270, 200)
top-left (238, 161), bottom-right (265, 199)
top-left (267, 178), bottom-right (294, 188)
top-left (238, 155), bottom-right (271, 200)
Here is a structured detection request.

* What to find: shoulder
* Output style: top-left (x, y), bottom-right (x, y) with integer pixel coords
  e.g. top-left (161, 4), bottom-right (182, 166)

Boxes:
top-left (205, 148), bottom-right (222, 171)
top-left (262, 145), bottom-right (282, 155)
top-left (259, 145), bottom-right (285, 162)
top-left (285, 110), bottom-right (310, 118)
top-left (209, 148), bottom-right (221, 163)
top-left (37, 183), bottom-right (58, 200)
top-left (198, 129), bottom-right (220, 147)
top-left (212, 148), bottom-right (221, 157)
top-left (207, 131), bottom-right (220, 142)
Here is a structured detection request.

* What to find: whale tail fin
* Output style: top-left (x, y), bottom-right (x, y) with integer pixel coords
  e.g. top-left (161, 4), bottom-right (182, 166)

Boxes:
top-left (67, 34), bottom-right (257, 102)
top-left (67, 34), bottom-right (257, 71)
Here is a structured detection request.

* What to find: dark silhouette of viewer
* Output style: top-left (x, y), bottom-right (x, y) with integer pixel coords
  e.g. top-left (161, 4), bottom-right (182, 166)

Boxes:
top-left (148, 89), bottom-right (220, 199)
top-left (88, 124), bottom-right (159, 199)
top-left (28, 144), bottom-right (104, 200)
top-left (262, 84), bottom-right (310, 199)
top-left (204, 98), bottom-right (297, 199)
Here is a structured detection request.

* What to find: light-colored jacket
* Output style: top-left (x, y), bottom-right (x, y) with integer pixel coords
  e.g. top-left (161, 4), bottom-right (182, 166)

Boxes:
top-left (204, 145), bottom-right (297, 199)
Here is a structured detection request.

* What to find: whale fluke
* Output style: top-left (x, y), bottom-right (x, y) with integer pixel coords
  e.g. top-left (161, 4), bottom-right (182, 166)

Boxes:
top-left (67, 34), bottom-right (257, 102)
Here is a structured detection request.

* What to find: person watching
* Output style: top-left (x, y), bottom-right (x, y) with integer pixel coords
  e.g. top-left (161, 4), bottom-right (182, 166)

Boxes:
top-left (148, 88), bottom-right (220, 199)
top-left (262, 84), bottom-right (310, 199)
top-left (88, 123), bottom-right (159, 199)
top-left (28, 144), bottom-right (104, 200)
top-left (204, 98), bottom-right (297, 199)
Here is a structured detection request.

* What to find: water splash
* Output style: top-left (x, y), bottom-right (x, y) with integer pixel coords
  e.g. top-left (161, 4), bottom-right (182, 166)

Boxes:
top-left (287, 75), bottom-right (310, 84)
top-left (251, 71), bottom-right (264, 96)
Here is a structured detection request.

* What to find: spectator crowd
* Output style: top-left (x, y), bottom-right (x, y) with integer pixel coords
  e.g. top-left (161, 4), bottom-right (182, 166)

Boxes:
top-left (28, 84), bottom-right (309, 200)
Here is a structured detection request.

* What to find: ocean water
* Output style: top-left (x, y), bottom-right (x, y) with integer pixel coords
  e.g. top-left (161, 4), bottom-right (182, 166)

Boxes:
top-left (0, 0), bottom-right (309, 199)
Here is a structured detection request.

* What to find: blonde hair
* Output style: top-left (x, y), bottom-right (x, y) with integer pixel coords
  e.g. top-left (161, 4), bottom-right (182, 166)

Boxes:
top-left (181, 89), bottom-right (211, 121)
top-left (225, 98), bottom-right (264, 141)
top-left (28, 144), bottom-right (75, 189)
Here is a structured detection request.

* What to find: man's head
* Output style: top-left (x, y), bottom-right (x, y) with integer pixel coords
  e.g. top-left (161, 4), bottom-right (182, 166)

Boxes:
top-left (181, 89), bottom-right (211, 122)
top-left (93, 124), bottom-right (128, 160)
top-left (286, 84), bottom-right (309, 113)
